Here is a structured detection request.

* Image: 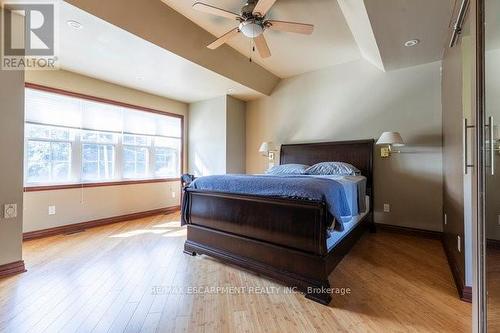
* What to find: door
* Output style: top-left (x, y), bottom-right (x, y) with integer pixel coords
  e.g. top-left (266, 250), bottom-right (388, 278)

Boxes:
top-left (443, 0), bottom-right (474, 302)
top-left (481, 0), bottom-right (500, 331)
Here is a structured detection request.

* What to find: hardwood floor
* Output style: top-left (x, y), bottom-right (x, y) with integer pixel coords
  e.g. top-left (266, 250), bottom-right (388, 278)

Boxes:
top-left (0, 212), bottom-right (470, 333)
top-left (488, 246), bottom-right (500, 332)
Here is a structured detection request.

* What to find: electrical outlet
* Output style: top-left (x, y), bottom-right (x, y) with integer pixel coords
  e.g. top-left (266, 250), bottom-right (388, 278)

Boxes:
top-left (457, 235), bottom-right (461, 253)
top-left (4, 204), bottom-right (17, 219)
top-left (383, 204), bottom-right (390, 213)
top-left (171, 191), bottom-right (176, 199)
top-left (48, 205), bottom-right (56, 215)
top-left (444, 213), bottom-right (447, 225)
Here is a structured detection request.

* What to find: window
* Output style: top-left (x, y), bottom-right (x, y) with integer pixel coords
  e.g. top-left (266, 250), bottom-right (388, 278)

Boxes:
top-left (26, 124), bottom-right (73, 184)
top-left (81, 130), bottom-right (117, 181)
top-left (123, 146), bottom-right (149, 179)
top-left (24, 87), bottom-right (183, 187)
top-left (154, 137), bottom-right (181, 177)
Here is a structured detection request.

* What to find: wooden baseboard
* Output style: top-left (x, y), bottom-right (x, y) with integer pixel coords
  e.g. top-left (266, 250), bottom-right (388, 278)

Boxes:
top-left (487, 238), bottom-right (500, 249)
top-left (23, 206), bottom-right (180, 241)
top-left (462, 286), bottom-right (472, 302)
top-left (442, 238), bottom-right (472, 303)
top-left (0, 260), bottom-right (26, 279)
top-left (375, 223), bottom-right (443, 239)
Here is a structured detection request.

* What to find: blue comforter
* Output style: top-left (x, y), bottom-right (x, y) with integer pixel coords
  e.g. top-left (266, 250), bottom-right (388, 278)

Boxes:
top-left (186, 174), bottom-right (350, 231)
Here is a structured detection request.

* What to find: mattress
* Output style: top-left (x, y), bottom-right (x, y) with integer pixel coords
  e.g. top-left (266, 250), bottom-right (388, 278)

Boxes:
top-left (308, 175), bottom-right (367, 218)
top-left (327, 195), bottom-right (370, 251)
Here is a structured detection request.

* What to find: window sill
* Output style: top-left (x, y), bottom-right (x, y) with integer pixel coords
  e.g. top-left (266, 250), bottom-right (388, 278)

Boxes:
top-left (24, 178), bottom-right (180, 192)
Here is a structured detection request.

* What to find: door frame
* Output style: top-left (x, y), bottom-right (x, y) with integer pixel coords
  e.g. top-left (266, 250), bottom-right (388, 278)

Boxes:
top-left (474, 0), bottom-right (486, 331)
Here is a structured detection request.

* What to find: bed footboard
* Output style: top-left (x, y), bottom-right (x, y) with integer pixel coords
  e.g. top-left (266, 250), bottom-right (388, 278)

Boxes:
top-left (183, 189), bottom-right (330, 256)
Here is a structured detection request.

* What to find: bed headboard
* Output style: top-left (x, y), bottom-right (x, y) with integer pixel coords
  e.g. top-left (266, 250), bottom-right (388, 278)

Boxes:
top-left (279, 139), bottom-right (375, 191)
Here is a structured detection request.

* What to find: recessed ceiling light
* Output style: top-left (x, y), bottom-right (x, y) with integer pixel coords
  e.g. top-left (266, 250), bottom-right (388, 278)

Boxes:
top-left (67, 20), bottom-right (83, 30)
top-left (404, 39), bottom-right (420, 47)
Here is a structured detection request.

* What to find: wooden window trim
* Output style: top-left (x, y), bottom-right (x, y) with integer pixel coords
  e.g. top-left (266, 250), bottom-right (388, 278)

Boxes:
top-left (24, 83), bottom-right (185, 191)
top-left (24, 178), bottom-right (180, 192)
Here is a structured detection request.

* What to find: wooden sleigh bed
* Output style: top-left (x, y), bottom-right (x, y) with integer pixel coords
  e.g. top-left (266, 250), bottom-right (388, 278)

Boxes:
top-left (181, 139), bottom-right (374, 305)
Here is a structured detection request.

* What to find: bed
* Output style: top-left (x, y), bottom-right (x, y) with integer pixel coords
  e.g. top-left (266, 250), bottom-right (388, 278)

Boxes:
top-left (181, 139), bottom-right (374, 305)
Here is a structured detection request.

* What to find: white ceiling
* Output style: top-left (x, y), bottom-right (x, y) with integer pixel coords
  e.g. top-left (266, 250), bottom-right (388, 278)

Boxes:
top-left (161, 0), bottom-right (362, 78)
top-left (363, 0), bottom-right (455, 71)
top-left (59, 2), bottom-right (263, 103)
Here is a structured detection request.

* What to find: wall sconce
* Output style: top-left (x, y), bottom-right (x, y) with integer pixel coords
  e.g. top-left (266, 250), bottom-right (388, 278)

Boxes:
top-left (259, 141), bottom-right (278, 161)
top-left (376, 132), bottom-right (405, 158)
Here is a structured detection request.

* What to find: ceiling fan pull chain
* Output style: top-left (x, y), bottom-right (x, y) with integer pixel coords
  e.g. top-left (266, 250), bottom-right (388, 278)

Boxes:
top-left (249, 38), bottom-right (253, 62)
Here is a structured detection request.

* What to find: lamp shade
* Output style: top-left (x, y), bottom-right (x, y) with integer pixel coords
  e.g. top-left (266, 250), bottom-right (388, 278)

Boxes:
top-left (259, 141), bottom-right (277, 155)
top-left (376, 132), bottom-right (405, 146)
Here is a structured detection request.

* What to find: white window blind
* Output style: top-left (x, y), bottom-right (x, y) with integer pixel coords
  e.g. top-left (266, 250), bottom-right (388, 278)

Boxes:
top-left (25, 88), bottom-right (82, 128)
top-left (24, 87), bottom-right (182, 186)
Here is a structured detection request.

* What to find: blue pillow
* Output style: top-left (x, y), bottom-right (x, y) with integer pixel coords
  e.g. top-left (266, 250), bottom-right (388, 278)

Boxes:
top-left (265, 164), bottom-right (309, 175)
top-left (306, 162), bottom-right (360, 176)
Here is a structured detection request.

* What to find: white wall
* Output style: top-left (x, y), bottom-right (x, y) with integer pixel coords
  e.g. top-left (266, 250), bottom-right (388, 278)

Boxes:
top-left (0, 64), bottom-right (24, 265)
top-left (246, 59), bottom-right (443, 231)
top-left (23, 70), bottom-right (188, 233)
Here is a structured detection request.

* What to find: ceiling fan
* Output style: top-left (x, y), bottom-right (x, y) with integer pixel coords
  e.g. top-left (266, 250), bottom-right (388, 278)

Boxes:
top-left (193, 0), bottom-right (314, 58)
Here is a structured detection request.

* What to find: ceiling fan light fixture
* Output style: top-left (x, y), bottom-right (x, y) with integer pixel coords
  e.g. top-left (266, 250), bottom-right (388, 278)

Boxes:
top-left (239, 20), bottom-right (264, 38)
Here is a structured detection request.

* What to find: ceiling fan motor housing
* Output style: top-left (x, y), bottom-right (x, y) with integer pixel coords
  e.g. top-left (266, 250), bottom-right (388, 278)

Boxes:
top-left (241, 0), bottom-right (259, 18)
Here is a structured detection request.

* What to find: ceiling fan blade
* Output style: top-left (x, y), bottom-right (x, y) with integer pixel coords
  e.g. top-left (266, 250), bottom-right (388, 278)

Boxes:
top-left (193, 2), bottom-right (241, 20)
top-left (253, 0), bottom-right (277, 16)
top-left (207, 27), bottom-right (240, 50)
top-left (253, 34), bottom-right (271, 58)
top-left (266, 20), bottom-right (314, 35)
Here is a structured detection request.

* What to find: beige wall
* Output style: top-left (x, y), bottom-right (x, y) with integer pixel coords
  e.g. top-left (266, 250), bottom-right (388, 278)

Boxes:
top-left (0, 65), bottom-right (24, 265)
top-left (226, 96), bottom-right (246, 174)
top-left (246, 59), bottom-right (443, 231)
top-left (188, 96), bottom-right (227, 176)
top-left (24, 70), bottom-right (188, 233)
top-left (188, 96), bottom-right (246, 176)
top-left (23, 183), bottom-right (181, 233)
